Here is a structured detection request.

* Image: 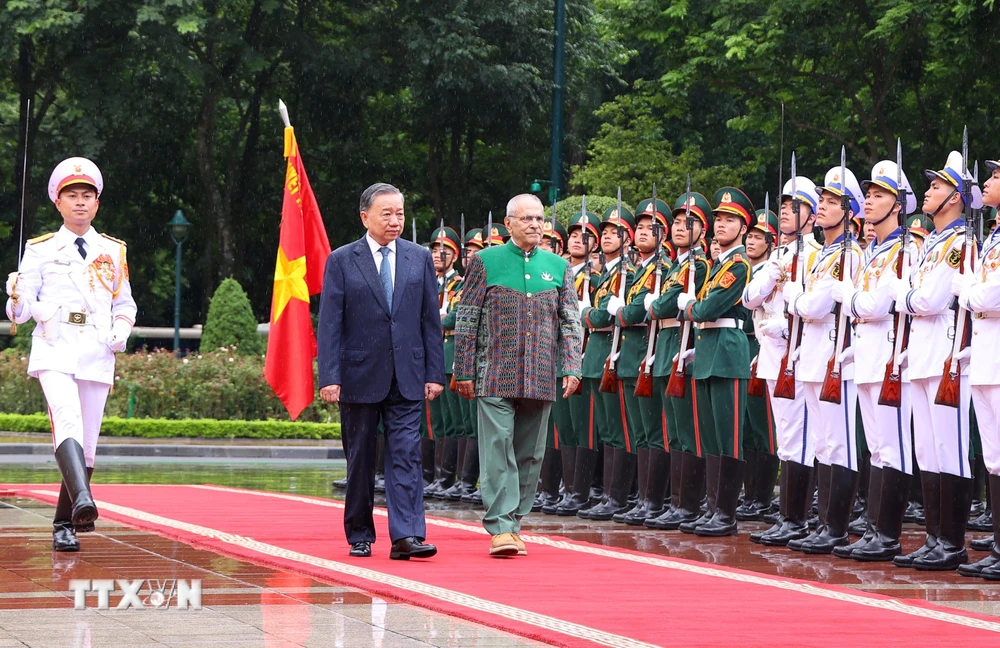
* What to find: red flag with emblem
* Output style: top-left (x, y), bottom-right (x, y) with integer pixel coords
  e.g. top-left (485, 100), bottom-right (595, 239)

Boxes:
top-left (264, 113), bottom-right (331, 420)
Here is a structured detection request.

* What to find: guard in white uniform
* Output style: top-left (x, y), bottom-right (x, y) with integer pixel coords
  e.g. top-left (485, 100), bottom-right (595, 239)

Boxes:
top-left (4, 157), bottom-right (136, 552)
top-left (781, 165), bottom-right (863, 554)
top-left (746, 176), bottom-right (823, 547)
top-left (893, 151), bottom-right (979, 571)
top-left (955, 159), bottom-right (1000, 578)
top-left (832, 159), bottom-right (918, 562)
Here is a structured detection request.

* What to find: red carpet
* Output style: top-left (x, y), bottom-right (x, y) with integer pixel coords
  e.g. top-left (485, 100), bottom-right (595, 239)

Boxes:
top-left (9, 483), bottom-right (1000, 647)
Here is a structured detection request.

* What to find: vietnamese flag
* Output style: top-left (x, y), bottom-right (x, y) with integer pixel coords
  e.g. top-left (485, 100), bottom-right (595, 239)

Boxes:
top-left (264, 101), bottom-right (332, 420)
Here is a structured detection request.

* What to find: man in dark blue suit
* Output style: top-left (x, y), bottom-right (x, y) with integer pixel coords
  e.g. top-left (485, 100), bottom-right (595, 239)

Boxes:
top-left (318, 182), bottom-right (445, 559)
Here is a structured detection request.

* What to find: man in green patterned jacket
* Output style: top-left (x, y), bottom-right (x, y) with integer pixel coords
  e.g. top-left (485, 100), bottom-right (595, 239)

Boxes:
top-left (613, 198), bottom-right (672, 525)
top-left (645, 192), bottom-right (713, 530)
top-left (550, 210), bottom-right (603, 515)
top-left (424, 227), bottom-right (463, 498)
top-left (578, 207), bottom-right (637, 521)
top-left (676, 187), bottom-right (754, 537)
top-left (454, 194), bottom-right (582, 557)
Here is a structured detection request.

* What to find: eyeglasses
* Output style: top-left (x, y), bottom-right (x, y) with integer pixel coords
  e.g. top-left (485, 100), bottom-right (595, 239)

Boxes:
top-left (512, 215), bottom-right (546, 224)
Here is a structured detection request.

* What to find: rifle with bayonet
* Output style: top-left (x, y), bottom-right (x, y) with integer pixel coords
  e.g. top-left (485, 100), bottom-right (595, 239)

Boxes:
top-left (748, 192), bottom-right (772, 399)
top-left (549, 200), bottom-right (559, 253)
top-left (600, 187), bottom-right (627, 394)
top-left (936, 128), bottom-right (975, 408)
top-left (821, 146), bottom-right (853, 404)
top-left (666, 176), bottom-right (696, 398)
top-left (437, 218), bottom-right (448, 309)
top-left (879, 139), bottom-right (911, 408)
top-left (774, 153), bottom-right (803, 400)
top-left (570, 196), bottom-right (592, 397)
top-left (9, 100), bottom-right (30, 335)
top-left (635, 184), bottom-right (661, 399)
top-left (459, 213), bottom-right (466, 269)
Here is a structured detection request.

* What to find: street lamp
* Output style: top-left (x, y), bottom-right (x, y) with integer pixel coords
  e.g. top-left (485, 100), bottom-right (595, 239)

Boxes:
top-left (167, 209), bottom-right (191, 357)
top-left (531, 178), bottom-right (559, 206)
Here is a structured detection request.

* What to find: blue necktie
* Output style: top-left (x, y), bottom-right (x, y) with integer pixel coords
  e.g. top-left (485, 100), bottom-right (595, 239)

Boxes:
top-left (379, 246), bottom-right (393, 308)
top-left (75, 238), bottom-right (86, 259)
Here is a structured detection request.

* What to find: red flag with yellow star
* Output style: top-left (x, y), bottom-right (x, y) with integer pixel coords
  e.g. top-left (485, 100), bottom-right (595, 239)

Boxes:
top-left (264, 119), bottom-right (331, 420)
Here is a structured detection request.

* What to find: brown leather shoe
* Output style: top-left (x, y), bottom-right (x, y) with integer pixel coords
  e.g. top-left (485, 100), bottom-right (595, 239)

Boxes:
top-left (490, 533), bottom-right (519, 557)
top-left (512, 533), bottom-right (527, 556)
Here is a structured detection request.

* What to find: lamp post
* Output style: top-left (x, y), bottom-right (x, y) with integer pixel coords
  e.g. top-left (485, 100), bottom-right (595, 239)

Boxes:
top-left (167, 209), bottom-right (192, 357)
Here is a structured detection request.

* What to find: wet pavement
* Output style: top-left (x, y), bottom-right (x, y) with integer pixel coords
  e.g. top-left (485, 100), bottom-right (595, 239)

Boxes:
top-left (3, 460), bottom-right (1000, 646)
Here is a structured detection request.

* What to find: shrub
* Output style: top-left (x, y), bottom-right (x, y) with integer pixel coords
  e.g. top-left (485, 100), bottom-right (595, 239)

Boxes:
top-left (0, 413), bottom-right (340, 439)
top-left (200, 278), bottom-right (265, 356)
top-left (0, 347), bottom-right (338, 423)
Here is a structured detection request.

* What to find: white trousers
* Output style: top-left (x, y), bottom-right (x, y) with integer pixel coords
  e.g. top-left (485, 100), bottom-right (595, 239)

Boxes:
top-left (857, 382), bottom-right (913, 474)
top-left (767, 379), bottom-right (814, 465)
top-left (803, 380), bottom-right (858, 471)
top-left (911, 375), bottom-right (971, 478)
top-left (972, 385), bottom-right (1000, 475)
top-left (38, 370), bottom-right (110, 468)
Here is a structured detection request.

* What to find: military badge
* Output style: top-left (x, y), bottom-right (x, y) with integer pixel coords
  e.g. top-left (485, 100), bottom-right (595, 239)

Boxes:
top-left (720, 271), bottom-right (736, 288)
top-left (831, 264), bottom-right (841, 280)
top-left (947, 248), bottom-right (962, 268)
top-left (722, 192), bottom-right (733, 204)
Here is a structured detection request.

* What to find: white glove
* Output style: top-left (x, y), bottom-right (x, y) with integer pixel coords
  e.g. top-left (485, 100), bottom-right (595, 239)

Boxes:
top-left (108, 320), bottom-right (131, 353)
top-left (676, 293), bottom-right (696, 311)
top-left (781, 281), bottom-right (803, 304)
top-left (951, 272), bottom-right (974, 298)
top-left (606, 295), bottom-right (625, 317)
top-left (5, 272), bottom-right (18, 297)
top-left (830, 281), bottom-right (853, 305)
top-left (895, 285), bottom-right (911, 313)
top-left (837, 347), bottom-right (854, 367)
top-left (679, 347), bottom-right (696, 362)
top-left (578, 300), bottom-right (589, 317)
top-left (439, 306), bottom-right (449, 319)
top-left (31, 301), bottom-right (59, 339)
top-left (757, 319), bottom-right (786, 339)
top-left (764, 262), bottom-right (783, 289)
top-left (643, 293), bottom-right (656, 312)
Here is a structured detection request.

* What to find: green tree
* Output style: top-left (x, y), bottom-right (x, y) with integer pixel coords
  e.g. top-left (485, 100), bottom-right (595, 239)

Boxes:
top-left (200, 278), bottom-right (264, 356)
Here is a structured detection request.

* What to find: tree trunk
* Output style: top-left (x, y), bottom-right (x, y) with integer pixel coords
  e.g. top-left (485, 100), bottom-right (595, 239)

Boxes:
top-left (195, 90), bottom-right (235, 281)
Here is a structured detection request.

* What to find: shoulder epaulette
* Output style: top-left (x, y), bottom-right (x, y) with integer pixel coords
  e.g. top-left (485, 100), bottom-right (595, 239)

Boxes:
top-left (100, 233), bottom-right (127, 246)
top-left (27, 232), bottom-right (54, 245)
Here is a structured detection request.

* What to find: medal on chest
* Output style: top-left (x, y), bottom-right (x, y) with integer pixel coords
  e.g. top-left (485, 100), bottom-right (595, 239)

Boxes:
top-left (89, 254), bottom-right (121, 297)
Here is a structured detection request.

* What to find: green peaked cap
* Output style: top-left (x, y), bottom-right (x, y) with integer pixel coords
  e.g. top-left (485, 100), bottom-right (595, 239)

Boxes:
top-left (568, 211), bottom-right (602, 239)
top-left (672, 192), bottom-right (713, 231)
top-left (465, 228), bottom-right (484, 248)
top-left (430, 226), bottom-right (461, 253)
top-left (752, 209), bottom-right (779, 237)
top-left (542, 218), bottom-right (568, 243)
top-left (713, 187), bottom-right (755, 226)
top-left (634, 198), bottom-right (671, 228)
top-left (907, 214), bottom-right (934, 239)
top-left (601, 206), bottom-right (636, 236)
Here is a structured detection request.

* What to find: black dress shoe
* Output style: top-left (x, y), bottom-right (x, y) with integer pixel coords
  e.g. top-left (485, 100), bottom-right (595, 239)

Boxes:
top-left (971, 536), bottom-right (995, 552)
top-left (390, 537), bottom-right (437, 560)
top-left (349, 541), bottom-right (372, 557)
top-left (332, 478), bottom-right (348, 490)
top-left (52, 521), bottom-right (80, 552)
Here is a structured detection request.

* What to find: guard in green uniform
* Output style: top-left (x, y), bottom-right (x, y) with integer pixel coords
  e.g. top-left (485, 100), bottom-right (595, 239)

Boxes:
top-left (645, 192), bottom-right (713, 530)
top-left (457, 228), bottom-right (490, 505)
top-left (676, 187), bottom-right (754, 536)
top-left (551, 210), bottom-right (603, 515)
top-left (440, 228), bottom-right (483, 502)
top-left (578, 206), bottom-right (637, 520)
top-left (424, 227), bottom-right (463, 498)
top-left (534, 218), bottom-right (571, 510)
top-left (613, 197), bottom-right (672, 525)
top-left (736, 207), bottom-right (781, 521)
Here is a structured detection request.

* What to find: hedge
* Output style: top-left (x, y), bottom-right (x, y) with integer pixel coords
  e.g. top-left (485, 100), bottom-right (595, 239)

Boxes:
top-left (0, 413), bottom-right (340, 440)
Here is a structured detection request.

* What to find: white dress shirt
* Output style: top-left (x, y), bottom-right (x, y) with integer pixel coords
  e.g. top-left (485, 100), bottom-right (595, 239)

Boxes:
top-left (365, 232), bottom-right (396, 285)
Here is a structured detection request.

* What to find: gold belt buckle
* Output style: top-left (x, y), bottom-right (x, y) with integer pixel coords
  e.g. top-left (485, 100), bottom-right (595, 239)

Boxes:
top-left (68, 312), bottom-right (87, 325)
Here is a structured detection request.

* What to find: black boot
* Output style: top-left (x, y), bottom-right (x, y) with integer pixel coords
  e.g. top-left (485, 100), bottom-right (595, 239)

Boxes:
top-left (445, 438), bottom-right (481, 501)
top-left (579, 446), bottom-right (615, 519)
top-left (424, 437), bottom-right (446, 497)
top-left (556, 447), bottom-right (598, 516)
top-left (429, 437), bottom-right (459, 499)
top-left (532, 447), bottom-right (563, 511)
top-left (681, 454), bottom-right (719, 534)
top-left (848, 460), bottom-right (870, 536)
top-left (894, 471), bottom-right (941, 568)
top-left (854, 466), bottom-right (911, 562)
top-left (587, 448), bottom-right (637, 521)
top-left (589, 445), bottom-right (605, 504)
top-left (790, 463), bottom-right (832, 551)
top-left (627, 448), bottom-right (670, 525)
top-left (960, 473), bottom-right (1000, 577)
top-left (834, 466), bottom-right (882, 559)
top-left (970, 468), bottom-right (994, 531)
top-left (543, 446), bottom-right (577, 514)
top-left (52, 481), bottom-right (80, 552)
top-left (645, 450), bottom-right (696, 529)
top-left (616, 448), bottom-right (650, 523)
top-left (798, 464), bottom-right (859, 554)
top-left (913, 472), bottom-right (973, 571)
top-left (970, 454), bottom-right (987, 520)
top-left (739, 449), bottom-right (757, 505)
top-left (695, 455), bottom-right (746, 537)
top-left (75, 467), bottom-right (95, 533)
top-left (752, 460), bottom-right (813, 546)
top-left (54, 439), bottom-right (97, 527)
top-left (421, 437), bottom-right (436, 486)
top-left (374, 434), bottom-right (387, 493)
top-left (738, 451), bottom-right (779, 521)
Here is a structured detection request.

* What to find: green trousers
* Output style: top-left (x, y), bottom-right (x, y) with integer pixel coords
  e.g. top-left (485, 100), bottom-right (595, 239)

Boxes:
top-left (567, 383), bottom-right (595, 450)
top-left (694, 377), bottom-right (747, 459)
top-left (622, 378), bottom-right (664, 451)
top-left (549, 387), bottom-right (573, 448)
top-left (586, 378), bottom-right (631, 451)
top-left (655, 375), bottom-right (693, 454)
top-left (463, 394), bottom-right (478, 438)
top-left (477, 397), bottom-right (552, 535)
top-left (421, 398), bottom-right (445, 440)
top-left (743, 391), bottom-right (775, 455)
